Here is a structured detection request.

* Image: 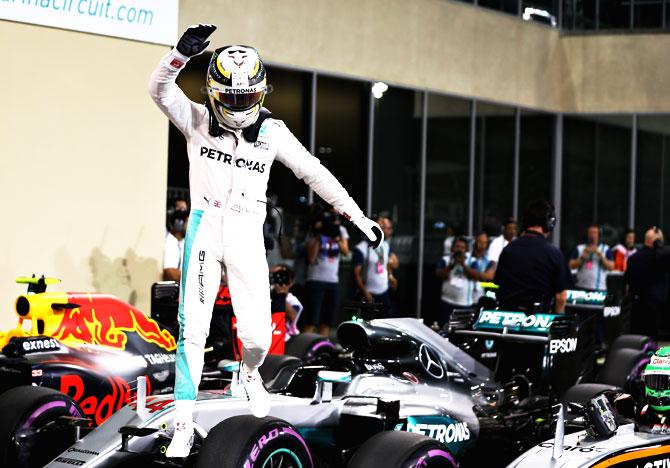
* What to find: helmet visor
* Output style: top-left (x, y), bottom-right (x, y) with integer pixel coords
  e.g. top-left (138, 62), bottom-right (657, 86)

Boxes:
top-left (644, 373), bottom-right (670, 391)
top-left (209, 87), bottom-right (265, 112)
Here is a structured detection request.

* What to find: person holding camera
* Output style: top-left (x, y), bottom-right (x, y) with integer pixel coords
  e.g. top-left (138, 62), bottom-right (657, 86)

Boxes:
top-left (436, 236), bottom-right (480, 326)
top-left (163, 209), bottom-right (189, 281)
top-left (303, 208), bottom-right (349, 336)
top-left (352, 216), bottom-right (399, 317)
top-left (494, 200), bottom-right (570, 313)
top-left (624, 227), bottom-right (670, 337)
top-left (569, 224), bottom-right (615, 291)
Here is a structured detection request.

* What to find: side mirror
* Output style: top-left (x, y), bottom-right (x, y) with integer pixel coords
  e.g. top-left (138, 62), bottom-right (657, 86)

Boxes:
top-left (312, 371), bottom-right (351, 404)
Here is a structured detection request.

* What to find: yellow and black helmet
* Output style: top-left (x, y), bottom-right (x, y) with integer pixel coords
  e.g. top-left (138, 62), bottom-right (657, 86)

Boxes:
top-left (206, 45), bottom-right (267, 129)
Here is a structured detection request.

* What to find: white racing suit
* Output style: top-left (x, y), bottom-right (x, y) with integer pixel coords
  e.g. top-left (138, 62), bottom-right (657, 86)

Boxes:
top-left (149, 48), bottom-right (368, 407)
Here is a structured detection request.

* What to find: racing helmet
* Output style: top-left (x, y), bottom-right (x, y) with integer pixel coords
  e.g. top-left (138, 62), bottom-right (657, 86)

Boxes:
top-left (643, 347), bottom-right (670, 411)
top-left (206, 45), bottom-right (267, 129)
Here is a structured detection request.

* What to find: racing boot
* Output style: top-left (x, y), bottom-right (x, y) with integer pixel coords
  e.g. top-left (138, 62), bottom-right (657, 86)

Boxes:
top-left (166, 401), bottom-right (194, 458)
top-left (240, 365), bottom-right (271, 418)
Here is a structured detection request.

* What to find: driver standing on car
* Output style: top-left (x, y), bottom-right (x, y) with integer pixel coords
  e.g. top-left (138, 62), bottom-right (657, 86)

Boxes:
top-left (149, 24), bottom-right (383, 457)
top-left (495, 200), bottom-right (570, 313)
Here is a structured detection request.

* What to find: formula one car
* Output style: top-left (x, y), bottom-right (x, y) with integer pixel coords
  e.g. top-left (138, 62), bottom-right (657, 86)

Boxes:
top-left (447, 289), bottom-right (652, 400)
top-left (18, 313), bottom-right (553, 468)
top-left (509, 358), bottom-right (670, 468)
top-left (0, 276), bottom-right (334, 467)
top-left (0, 276), bottom-right (178, 425)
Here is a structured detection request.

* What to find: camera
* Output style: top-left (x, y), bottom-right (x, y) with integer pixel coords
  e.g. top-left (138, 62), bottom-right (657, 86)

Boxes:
top-left (315, 210), bottom-right (341, 238)
top-left (270, 267), bottom-right (293, 286)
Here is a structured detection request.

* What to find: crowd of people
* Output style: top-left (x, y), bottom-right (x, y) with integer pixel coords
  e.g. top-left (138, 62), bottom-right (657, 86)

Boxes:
top-left (163, 197), bottom-right (398, 338)
top-left (164, 196), bottom-right (670, 340)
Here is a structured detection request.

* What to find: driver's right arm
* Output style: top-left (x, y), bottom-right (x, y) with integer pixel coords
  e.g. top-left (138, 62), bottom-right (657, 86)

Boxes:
top-left (148, 24), bottom-right (216, 138)
top-left (148, 49), bottom-right (200, 139)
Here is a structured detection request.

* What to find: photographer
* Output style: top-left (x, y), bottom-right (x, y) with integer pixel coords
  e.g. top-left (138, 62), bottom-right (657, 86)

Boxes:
top-left (270, 265), bottom-right (303, 340)
top-left (436, 236), bottom-right (480, 326)
top-left (352, 216), bottom-right (399, 317)
top-left (163, 209), bottom-right (188, 281)
top-left (624, 227), bottom-right (670, 337)
top-left (495, 199), bottom-right (570, 313)
top-left (303, 208), bottom-right (349, 336)
top-left (569, 224), bottom-right (614, 291)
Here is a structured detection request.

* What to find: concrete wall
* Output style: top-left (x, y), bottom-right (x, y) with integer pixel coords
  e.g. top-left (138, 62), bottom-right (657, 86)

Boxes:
top-left (561, 33), bottom-right (670, 113)
top-left (180, 0), bottom-right (670, 114)
top-left (180, 0), bottom-right (564, 112)
top-left (0, 22), bottom-right (168, 328)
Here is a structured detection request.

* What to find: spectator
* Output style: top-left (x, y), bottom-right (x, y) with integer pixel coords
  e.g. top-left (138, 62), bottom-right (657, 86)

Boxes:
top-left (352, 216), bottom-right (399, 317)
top-left (172, 197), bottom-right (188, 212)
top-left (270, 264), bottom-right (303, 341)
top-left (613, 229), bottom-right (637, 272)
top-left (436, 237), bottom-right (480, 326)
top-left (442, 226), bottom-right (457, 255)
top-left (624, 227), bottom-right (670, 337)
top-left (163, 209), bottom-right (188, 281)
top-left (495, 200), bottom-right (570, 313)
top-left (302, 208), bottom-right (349, 337)
top-left (487, 217), bottom-right (517, 265)
top-left (469, 231), bottom-right (496, 304)
top-left (569, 224), bottom-right (614, 291)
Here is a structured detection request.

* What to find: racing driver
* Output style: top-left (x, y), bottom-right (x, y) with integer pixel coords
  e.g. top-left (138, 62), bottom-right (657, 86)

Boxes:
top-left (149, 24), bottom-right (383, 457)
top-left (634, 347), bottom-right (670, 433)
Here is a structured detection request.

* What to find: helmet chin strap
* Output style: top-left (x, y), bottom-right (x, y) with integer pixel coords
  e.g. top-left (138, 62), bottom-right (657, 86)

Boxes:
top-left (206, 100), bottom-right (272, 143)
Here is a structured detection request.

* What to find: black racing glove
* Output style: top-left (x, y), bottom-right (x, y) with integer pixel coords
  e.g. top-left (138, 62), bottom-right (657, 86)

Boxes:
top-left (176, 24), bottom-right (217, 57)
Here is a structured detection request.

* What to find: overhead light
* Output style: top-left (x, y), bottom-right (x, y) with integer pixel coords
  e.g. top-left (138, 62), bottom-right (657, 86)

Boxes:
top-left (522, 7), bottom-right (557, 27)
top-left (371, 81), bottom-right (388, 99)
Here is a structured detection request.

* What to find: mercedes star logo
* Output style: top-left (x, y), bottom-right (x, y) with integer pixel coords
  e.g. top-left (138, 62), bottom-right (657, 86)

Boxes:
top-left (418, 343), bottom-right (445, 379)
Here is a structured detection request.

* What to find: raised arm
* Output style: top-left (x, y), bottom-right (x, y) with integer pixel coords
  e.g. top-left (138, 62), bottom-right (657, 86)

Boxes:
top-left (148, 24), bottom-right (216, 137)
top-left (274, 121), bottom-right (383, 248)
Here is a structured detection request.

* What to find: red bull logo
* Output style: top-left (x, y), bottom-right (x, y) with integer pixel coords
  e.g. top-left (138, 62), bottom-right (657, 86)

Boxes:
top-left (60, 373), bottom-right (153, 426)
top-left (53, 293), bottom-right (176, 352)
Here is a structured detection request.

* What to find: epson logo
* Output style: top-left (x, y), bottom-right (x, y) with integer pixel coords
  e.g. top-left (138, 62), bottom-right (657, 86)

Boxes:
top-left (407, 422), bottom-right (470, 444)
top-left (549, 338), bottom-right (578, 354)
top-left (567, 290), bottom-right (607, 303)
top-left (478, 311), bottom-right (553, 330)
top-left (22, 338), bottom-right (59, 353)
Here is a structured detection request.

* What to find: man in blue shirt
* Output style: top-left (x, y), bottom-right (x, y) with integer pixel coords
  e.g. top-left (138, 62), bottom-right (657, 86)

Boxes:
top-left (495, 200), bottom-right (570, 313)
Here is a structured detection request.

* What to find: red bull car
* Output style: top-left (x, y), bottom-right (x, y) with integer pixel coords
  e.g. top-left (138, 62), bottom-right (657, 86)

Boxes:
top-left (0, 276), bottom-right (179, 428)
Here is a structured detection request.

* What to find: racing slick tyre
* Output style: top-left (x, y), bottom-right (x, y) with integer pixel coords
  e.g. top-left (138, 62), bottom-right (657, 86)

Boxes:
top-left (609, 334), bottom-right (656, 354)
top-left (0, 385), bottom-right (84, 468)
top-left (598, 347), bottom-right (649, 389)
top-left (195, 415), bottom-right (313, 468)
top-left (285, 333), bottom-right (336, 364)
top-left (348, 431), bottom-right (457, 468)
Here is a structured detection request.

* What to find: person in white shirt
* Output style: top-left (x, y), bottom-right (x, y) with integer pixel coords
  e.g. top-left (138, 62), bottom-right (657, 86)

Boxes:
top-left (569, 224), bottom-right (615, 291)
top-left (163, 209), bottom-right (188, 281)
top-left (304, 208), bottom-right (350, 336)
top-left (488, 217), bottom-right (517, 265)
top-left (436, 237), bottom-right (481, 326)
top-left (352, 216), bottom-right (400, 317)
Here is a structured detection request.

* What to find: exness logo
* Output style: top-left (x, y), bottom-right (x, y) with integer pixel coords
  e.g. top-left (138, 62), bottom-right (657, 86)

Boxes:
top-left (198, 251), bottom-right (206, 304)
